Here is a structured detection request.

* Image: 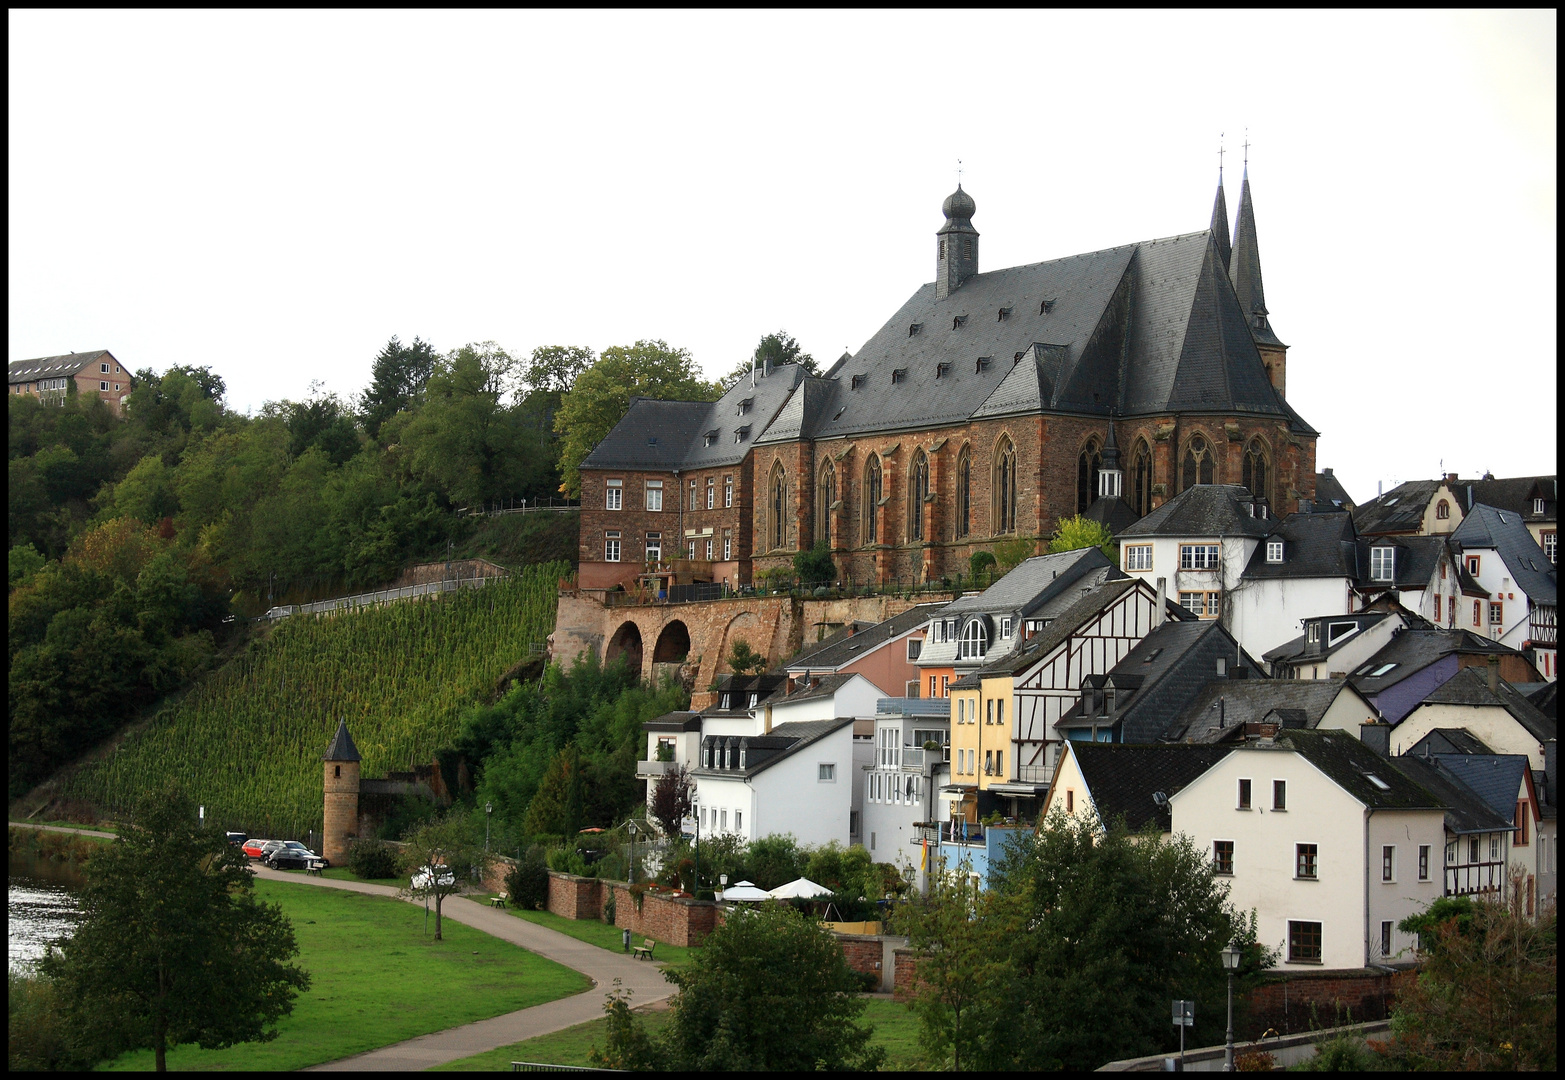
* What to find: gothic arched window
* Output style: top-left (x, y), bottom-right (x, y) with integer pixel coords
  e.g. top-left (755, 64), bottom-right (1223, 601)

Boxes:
top-left (863, 454), bottom-right (882, 544)
top-left (1241, 438), bottom-right (1270, 505)
top-left (1182, 434), bottom-right (1215, 490)
top-left (1130, 438), bottom-right (1153, 518)
top-left (769, 462), bottom-right (787, 550)
top-left (993, 435), bottom-right (1017, 534)
top-left (909, 450), bottom-right (929, 540)
top-left (1077, 438), bottom-right (1102, 514)
top-left (816, 459), bottom-right (836, 548)
top-left (956, 444), bottom-right (972, 539)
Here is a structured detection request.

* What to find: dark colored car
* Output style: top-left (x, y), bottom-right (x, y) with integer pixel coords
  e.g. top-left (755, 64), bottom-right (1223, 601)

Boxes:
top-left (264, 841), bottom-right (328, 870)
top-left (226, 831), bottom-right (248, 847)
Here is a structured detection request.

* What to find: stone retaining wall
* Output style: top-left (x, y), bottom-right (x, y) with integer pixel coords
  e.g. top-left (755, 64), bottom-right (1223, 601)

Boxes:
top-left (1244, 968), bottom-right (1413, 1037)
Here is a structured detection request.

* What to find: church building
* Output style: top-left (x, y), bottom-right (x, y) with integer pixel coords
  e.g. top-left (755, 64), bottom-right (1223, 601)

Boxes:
top-left (576, 169), bottom-right (1317, 590)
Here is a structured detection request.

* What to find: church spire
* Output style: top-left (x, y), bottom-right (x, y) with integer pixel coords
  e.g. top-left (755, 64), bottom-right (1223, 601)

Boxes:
top-left (1228, 165), bottom-right (1282, 347)
top-left (1210, 169), bottom-right (1231, 272)
top-left (1098, 413), bottom-right (1123, 499)
top-left (935, 184), bottom-right (979, 301)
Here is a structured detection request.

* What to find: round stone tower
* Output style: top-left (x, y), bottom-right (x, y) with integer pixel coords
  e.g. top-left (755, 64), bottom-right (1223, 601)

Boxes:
top-left (321, 718), bottom-right (362, 866)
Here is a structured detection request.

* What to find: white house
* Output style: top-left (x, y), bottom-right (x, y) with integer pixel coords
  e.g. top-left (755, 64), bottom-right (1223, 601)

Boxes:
top-left (1451, 503), bottom-right (1558, 680)
top-left (689, 716), bottom-right (859, 847)
top-left (1391, 750), bottom-right (1525, 902)
top-left (1042, 740), bottom-right (1231, 837)
top-left (1385, 667), bottom-right (1555, 768)
top-left (1117, 484), bottom-right (1274, 626)
top-left (863, 696), bottom-right (950, 891)
top-left (1264, 611), bottom-right (1413, 681)
top-left (1169, 729), bottom-right (1445, 970)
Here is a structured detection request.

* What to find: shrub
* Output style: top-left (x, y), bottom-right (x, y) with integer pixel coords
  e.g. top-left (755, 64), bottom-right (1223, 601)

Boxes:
top-left (855, 969), bottom-right (881, 993)
top-left (969, 550), bottom-right (996, 586)
top-left (1294, 1033), bottom-right (1376, 1071)
top-left (793, 541), bottom-right (836, 586)
top-left (346, 838), bottom-right (399, 880)
top-left (505, 848), bottom-right (550, 910)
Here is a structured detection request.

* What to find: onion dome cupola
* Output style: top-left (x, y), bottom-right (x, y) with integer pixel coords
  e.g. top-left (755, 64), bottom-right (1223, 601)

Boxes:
top-left (936, 184), bottom-right (979, 301)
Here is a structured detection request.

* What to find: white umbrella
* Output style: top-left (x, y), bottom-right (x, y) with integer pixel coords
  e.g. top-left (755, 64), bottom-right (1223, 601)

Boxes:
top-left (720, 881), bottom-right (771, 901)
top-left (768, 876), bottom-right (831, 899)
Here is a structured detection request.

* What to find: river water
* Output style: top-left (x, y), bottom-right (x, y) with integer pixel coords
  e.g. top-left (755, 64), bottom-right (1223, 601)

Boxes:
top-left (8, 852), bottom-right (84, 974)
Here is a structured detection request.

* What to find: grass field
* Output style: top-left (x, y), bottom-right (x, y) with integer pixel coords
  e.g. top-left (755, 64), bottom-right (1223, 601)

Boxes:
top-left (319, 865), bottom-right (403, 888)
top-left (100, 878), bottom-right (590, 1072)
top-left (503, 907), bottom-right (696, 967)
top-left (432, 995), bottom-right (926, 1071)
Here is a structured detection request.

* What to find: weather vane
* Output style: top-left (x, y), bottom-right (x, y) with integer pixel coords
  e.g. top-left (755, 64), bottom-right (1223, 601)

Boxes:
top-left (1218, 133), bottom-right (1225, 178)
top-left (1242, 128), bottom-right (1250, 167)
top-left (957, 158), bottom-right (963, 186)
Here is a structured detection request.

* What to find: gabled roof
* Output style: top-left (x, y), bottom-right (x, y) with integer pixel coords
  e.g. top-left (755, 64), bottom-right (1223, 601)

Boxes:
top-left (758, 671), bottom-right (861, 707)
top-left (1405, 727), bottom-right (1495, 757)
top-left (1061, 742), bottom-right (1232, 831)
top-left (941, 547), bottom-right (1112, 617)
top-left (321, 719), bottom-right (361, 762)
top-left (1169, 678), bottom-right (1364, 743)
top-left (708, 674), bottom-right (789, 715)
top-left (1352, 480), bottom-right (1444, 535)
top-left (1348, 627), bottom-right (1522, 697)
top-left (1458, 475), bottom-right (1556, 523)
top-left (1264, 612), bottom-right (1394, 666)
top-left (8, 350), bottom-right (116, 383)
top-left (580, 362), bottom-right (805, 472)
top-left (1431, 754), bottom-right (1531, 822)
top-left (1276, 729), bottom-right (1440, 810)
top-left (1118, 483), bottom-right (1276, 539)
top-left (785, 602), bottom-right (946, 674)
top-left (692, 716), bottom-right (854, 780)
top-left (1450, 503), bottom-right (1557, 605)
top-left (1415, 667), bottom-right (1556, 745)
top-left (1313, 468), bottom-right (1355, 510)
top-left (1242, 510), bottom-right (1358, 580)
top-left (980, 578), bottom-right (1189, 679)
top-left (1354, 534), bottom-right (1452, 592)
top-left (1389, 753), bottom-right (1516, 835)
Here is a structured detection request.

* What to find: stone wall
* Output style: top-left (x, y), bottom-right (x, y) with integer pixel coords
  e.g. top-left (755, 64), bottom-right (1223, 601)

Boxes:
top-left (1243, 968), bottom-right (1414, 1038)
top-left (893, 947), bottom-right (924, 1002)
top-left (548, 871), bottom-right (605, 921)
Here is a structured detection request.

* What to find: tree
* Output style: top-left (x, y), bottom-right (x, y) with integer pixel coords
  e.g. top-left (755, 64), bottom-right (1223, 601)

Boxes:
top-left (793, 540), bottom-right (836, 587)
top-left (525, 344), bottom-right (596, 395)
top-left (399, 812), bottom-right (492, 941)
top-left (553, 340), bottom-right (717, 496)
top-left (726, 638), bottom-right (768, 675)
top-left (716, 330), bottom-right (820, 393)
top-left (993, 534), bottom-right (1039, 573)
top-left (360, 335), bottom-right (438, 439)
top-left (745, 833), bottom-right (806, 891)
top-left (1388, 877), bottom-right (1556, 1071)
top-left (650, 762), bottom-right (694, 837)
top-left (1047, 513), bottom-right (1117, 565)
top-left (38, 790), bottom-right (309, 1072)
top-left (593, 902), bottom-right (885, 1071)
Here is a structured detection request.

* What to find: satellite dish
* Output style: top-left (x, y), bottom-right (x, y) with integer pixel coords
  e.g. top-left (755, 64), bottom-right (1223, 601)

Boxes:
top-left (1152, 791), bottom-right (1169, 808)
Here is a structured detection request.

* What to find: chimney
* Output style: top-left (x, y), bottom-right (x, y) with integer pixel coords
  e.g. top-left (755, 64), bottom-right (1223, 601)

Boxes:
top-left (1487, 654), bottom-right (1500, 693)
top-left (763, 356), bottom-right (772, 378)
top-left (1359, 719), bottom-right (1390, 758)
top-left (1445, 473), bottom-right (1458, 485)
top-left (1154, 577), bottom-right (1167, 627)
top-left (763, 703), bottom-right (772, 735)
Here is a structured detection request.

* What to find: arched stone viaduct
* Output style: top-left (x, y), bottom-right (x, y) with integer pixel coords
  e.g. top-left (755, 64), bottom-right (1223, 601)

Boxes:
top-left (550, 590), bottom-right (950, 708)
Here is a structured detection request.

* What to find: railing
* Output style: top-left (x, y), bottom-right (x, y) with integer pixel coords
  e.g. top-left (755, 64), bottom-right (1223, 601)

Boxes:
top-left (901, 746), bottom-right (950, 770)
top-left (461, 498), bottom-right (580, 517)
top-left (264, 574), bottom-right (496, 620)
top-left (1014, 764), bottom-right (1052, 784)
top-left (636, 760), bottom-right (675, 778)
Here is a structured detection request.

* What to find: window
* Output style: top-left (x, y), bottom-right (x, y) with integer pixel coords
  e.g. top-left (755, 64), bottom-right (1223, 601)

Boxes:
top-left (863, 454), bottom-right (882, 543)
top-left (1267, 540), bottom-right (1284, 563)
top-left (940, 675), bottom-right (949, 697)
top-left (1418, 845), bottom-right (1430, 880)
top-left (984, 750), bottom-right (993, 775)
top-left (688, 540), bottom-right (697, 559)
top-left (1307, 622), bottom-right (1320, 644)
top-left (1473, 600), bottom-right (1483, 627)
top-left (908, 450), bottom-right (929, 540)
top-left (724, 476), bottom-right (733, 507)
top-left (1179, 591), bottom-right (1221, 617)
top-left (1130, 439), bottom-right (1153, 518)
top-left (1380, 921), bottom-right (1393, 959)
top-left (1434, 595), bottom-right (1442, 622)
top-left (818, 763), bottom-right (836, 782)
top-left (723, 531), bottom-right (732, 560)
top-left (720, 809), bottom-right (728, 830)
top-left (1489, 601), bottom-right (1504, 625)
top-left (645, 533), bottom-right (662, 562)
top-left (1370, 546), bottom-right (1395, 582)
top-left (816, 459), bottom-right (835, 547)
top-left (1125, 545), bottom-right (1153, 571)
top-left (114, 383), bottom-right (120, 391)
top-left (706, 477), bottom-right (715, 509)
top-left (1180, 544), bottom-right (1221, 570)
top-left (1543, 531), bottom-right (1557, 562)
top-left (948, 443), bottom-right (972, 539)
top-left (705, 538), bottom-right (714, 560)
top-left (100, 363), bottom-right (110, 373)
top-left (1213, 840), bottom-right (1234, 875)
top-left (1066, 789), bottom-right (1074, 812)
top-left (605, 479), bottom-right (622, 510)
top-left (986, 699), bottom-right (994, 724)
top-left (688, 478), bottom-right (698, 510)
top-left (604, 532), bottom-right (621, 562)
top-left (1273, 780), bottom-right (1287, 810)
top-left (769, 462), bottom-right (787, 550)
top-left (1534, 498), bottom-right (1545, 516)
top-left (1382, 845), bottom-right (1395, 882)
top-left (1470, 836), bottom-right (1481, 863)
top-left (1077, 439), bottom-right (1102, 515)
top-left (1001, 617), bottom-right (1013, 639)
top-left (993, 435), bottom-right (1017, 534)
top-left (1296, 843), bottom-right (1318, 879)
top-left (995, 749), bottom-right (1003, 776)
top-left (1242, 438), bottom-right (1270, 504)
top-left (1466, 554), bottom-right (1481, 576)
top-left (1182, 434), bottom-right (1215, 489)
top-left (907, 638), bottom-right (922, 661)
top-left (959, 619), bottom-right (988, 659)
top-left (1288, 921), bottom-right (1322, 963)
top-left (1237, 779), bottom-right (1252, 810)
top-left (99, 381), bottom-right (109, 391)
top-left (1436, 499), bottom-right (1450, 520)
top-left (735, 810), bottom-right (742, 832)
top-left (996, 699), bottom-right (1004, 726)
top-left (930, 676), bottom-right (938, 698)
top-left (1517, 804), bottom-right (1529, 845)
top-left (644, 480), bottom-right (662, 511)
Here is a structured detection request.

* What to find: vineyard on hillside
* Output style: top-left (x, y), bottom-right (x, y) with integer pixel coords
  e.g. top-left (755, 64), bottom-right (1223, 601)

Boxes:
top-left (59, 563), bottom-right (567, 839)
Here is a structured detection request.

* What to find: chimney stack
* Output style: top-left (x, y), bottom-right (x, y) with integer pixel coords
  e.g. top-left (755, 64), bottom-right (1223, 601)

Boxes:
top-left (1359, 719), bottom-right (1390, 758)
top-left (1487, 654), bottom-right (1500, 694)
top-left (1154, 577), bottom-right (1167, 627)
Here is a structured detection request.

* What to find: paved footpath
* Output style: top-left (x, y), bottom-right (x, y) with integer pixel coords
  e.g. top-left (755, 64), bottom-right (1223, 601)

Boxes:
top-left (10, 822), bottom-right (674, 1071)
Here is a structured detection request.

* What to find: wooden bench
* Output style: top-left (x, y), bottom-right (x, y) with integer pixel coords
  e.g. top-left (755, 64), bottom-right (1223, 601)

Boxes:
top-left (489, 892), bottom-right (508, 908)
top-left (305, 862), bottom-right (324, 877)
top-left (631, 938), bottom-right (656, 961)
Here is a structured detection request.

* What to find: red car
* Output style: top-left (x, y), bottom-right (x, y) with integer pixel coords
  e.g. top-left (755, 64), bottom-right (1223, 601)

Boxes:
top-left (241, 838), bottom-right (278, 860)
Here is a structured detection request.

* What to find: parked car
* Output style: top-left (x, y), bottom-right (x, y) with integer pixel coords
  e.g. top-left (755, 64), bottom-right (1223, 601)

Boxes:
top-left (241, 838), bottom-right (274, 860)
top-left (226, 831), bottom-right (248, 847)
top-left (265, 841), bottom-right (327, 870)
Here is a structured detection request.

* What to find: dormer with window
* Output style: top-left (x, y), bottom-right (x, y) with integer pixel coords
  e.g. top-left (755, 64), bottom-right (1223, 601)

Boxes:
top-left (737, 398), bottom-right (752, 416)
top-left (891, 368), bottom-right (907, 384)
top-left (1534, 498), bottom-right (1546, 516)
top-left (935, 362), bottom-right (951, 379)
top-left (1040, 298), bottom-right (1056, 314)
top-left (851, 374), bottom-right (866, 390)
top-left (1370, 546), bottom-right (1395, 583)
top-left (952, 315), bottom-right (968, 330)
top-left (1266, 540), bottom-right (1284, 563)
top-left (998, 307), bottom-right (1012, 322)
top-left (908, 322), bottom-right (923, 337)
top-left (975, 356), bottom-right (992, 373)
top-left (734, 426), bottom-right (750, 443)
top-left (704, 429), bottom-right (719, 447)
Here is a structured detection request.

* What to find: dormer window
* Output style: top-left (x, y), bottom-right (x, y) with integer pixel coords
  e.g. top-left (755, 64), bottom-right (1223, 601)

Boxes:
top-left (935, 362), bottom-right (951, 379)
top-left (1534, 498), bottom-right (1545, 515)
top-left (737, 399), bottom-right (752, 416)
top-left (891, 368), bottom-right (907, 384)
top-left (1370, 546), bottom-right (1395, 582)
top-left (975, 357), bottom-right (992, 373)
top-left (647, 436), bottom-right (658, 446)
top-left (998, 307), bottom-right (1012, 321)
top-left (1267, 540), bottom-right (1284, 563)
top-left (734, 426), bottom-right (749, 443)
top-left (908, 323), bottom-right (923, 337)
top-left (851, 374), bottom-right (866, 390)
top-left (749, 692), bottom-right (758, 708)
top-left (1040, 298), bottom-right (1057, 314)
top-left (958, 618), bottom-right (988, 660)
top-left (1327, 621), bottom-right (1358, 647)
top-left (952, 315), bottom-right (968, 329)
top-left (704, 430), bottom-right (719, 446)
top-left (1306, 622), bottom-right (1320, 644)
top-left (720, 692), bottom-right (731, 709)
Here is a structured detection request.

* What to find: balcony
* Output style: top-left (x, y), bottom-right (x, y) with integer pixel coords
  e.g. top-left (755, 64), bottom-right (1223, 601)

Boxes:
top-left (636, 760), bottom-right (675, 778)
top-left (1014, 763), bottom-right (1052, 784)
top-left (901, 746), bottom-right (949, 770)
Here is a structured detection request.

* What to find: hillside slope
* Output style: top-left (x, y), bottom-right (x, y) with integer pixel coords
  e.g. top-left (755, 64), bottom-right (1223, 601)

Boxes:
top-left (57, 563), bottom-right (567, 838)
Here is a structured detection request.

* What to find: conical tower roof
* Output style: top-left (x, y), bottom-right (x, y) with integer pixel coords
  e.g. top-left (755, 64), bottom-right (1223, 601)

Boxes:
top-left (322, 718), bottom-right (361, 762)
top-left (1210, 174), bottom-right (1231, 272)
top-left (1102, 412), bottom-right (1121, 470)
top-left (1228, 167), bottom-right (1284, 347)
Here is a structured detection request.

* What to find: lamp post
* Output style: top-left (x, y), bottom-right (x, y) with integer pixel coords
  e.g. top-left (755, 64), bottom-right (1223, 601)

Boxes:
top-left (719, 873), bottom-right (728, 901)
top-left (1221, 941), bottom-right (1243, 1071)
top-left (484, 802), bottom-right (492, 853)
top-left (690, 795), bottom-right (700, 896)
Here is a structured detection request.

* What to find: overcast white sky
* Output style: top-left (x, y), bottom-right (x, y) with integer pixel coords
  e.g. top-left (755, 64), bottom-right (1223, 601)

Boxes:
top-left (9, 9), bottom-right (1556, 504)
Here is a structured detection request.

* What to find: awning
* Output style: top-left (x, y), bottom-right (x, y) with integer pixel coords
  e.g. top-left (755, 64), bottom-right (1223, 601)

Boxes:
top-left (988, 782), bottom-right (1048, 797)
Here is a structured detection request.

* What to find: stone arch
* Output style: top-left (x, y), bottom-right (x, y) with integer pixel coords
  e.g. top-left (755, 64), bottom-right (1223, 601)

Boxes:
top-left (717, 611), bottom-right (764, 675)
top-left (1180, 430), bottom-right (1217, 491)
top-left (652, 619), bottom-right (691, 664)
top-left (955, 443), bottom-right (972, 538)
top-left (1129, 437), bottom-right (1154, 517)
top-left (605, 620), bottom-right (644, 672)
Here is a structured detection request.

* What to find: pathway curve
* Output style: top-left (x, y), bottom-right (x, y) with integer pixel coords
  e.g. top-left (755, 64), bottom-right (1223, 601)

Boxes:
top-left (9, 822), bottom-right (674, 1071)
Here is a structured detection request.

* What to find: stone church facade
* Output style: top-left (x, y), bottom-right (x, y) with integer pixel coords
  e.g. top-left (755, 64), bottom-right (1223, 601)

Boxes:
top-left (578, 170), bottom-right (1317, 590)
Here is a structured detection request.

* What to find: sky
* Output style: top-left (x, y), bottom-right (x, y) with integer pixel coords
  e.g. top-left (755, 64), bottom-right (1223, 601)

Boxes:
top-left (9, 9), bottom-right (1556, 504)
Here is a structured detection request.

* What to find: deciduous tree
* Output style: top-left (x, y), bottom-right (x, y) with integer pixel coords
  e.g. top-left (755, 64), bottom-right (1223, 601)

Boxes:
top-left (1047, 513), bottom-right (1117, 564)
top-left (650, 762), bottom-right (693, 837)
top-left (399, 812), bottom-right (492, 941)
top-left (716, 330), bottom-right (819, 392)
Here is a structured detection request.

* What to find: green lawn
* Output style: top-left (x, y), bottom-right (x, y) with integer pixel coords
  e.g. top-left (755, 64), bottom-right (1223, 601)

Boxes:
top-left (503, 907), bottom-right (697, 967)
top-left (318, 865), bottom-right (404, 887)
top-left (99, 878), bottom-right (591, 1071)
top-left (433, 995), bottom-right (926, 1071)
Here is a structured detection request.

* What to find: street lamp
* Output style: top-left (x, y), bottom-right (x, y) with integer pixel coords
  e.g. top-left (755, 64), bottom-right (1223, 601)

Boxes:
top-left (719, 873), bottom-right (728, 901)
top-left (1221, 941), bottom-right (1243, 1071)
top-left (690, 794), bottom-right (700, 896)
top-left (484, 802), bottom-right (493, 853)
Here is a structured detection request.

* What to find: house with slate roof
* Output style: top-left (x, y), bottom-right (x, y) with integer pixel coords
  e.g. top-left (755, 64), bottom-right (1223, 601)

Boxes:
top-left (1450, 502), bottom-right (1557, 678)
top-left (691, 715), bottom-right (861, 847)
top-left (1428, 753), bottom-right (1547, 917)
top-left (1168, 678), bottom-right (1377, 744)
top-left (1312, 468), bottom-right (1355, 513)
top-left (1385, 752), bottom-right (1517, 900)
top-left (786, 601), bottom-right (945, 698)
top-left (1265, 611), bottom-right (1414, 681)
top-left (576, 169), bottom-right (1318, 592)
top-left (1353, 477), bottom-right (1467, 538)
top-left (1344, 627), bottom-right (1539, 725)
top-left (1169, 729), bottom-right (1445, 969)
top-left (1044, 741), bottom-right (1232, 837)
top-left (1387, 666), bottom-right (1555, 768)
top-left (1456, 475), bottom-right (1557, 562)
top-left (9, 350), bottom-right (133, 415)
